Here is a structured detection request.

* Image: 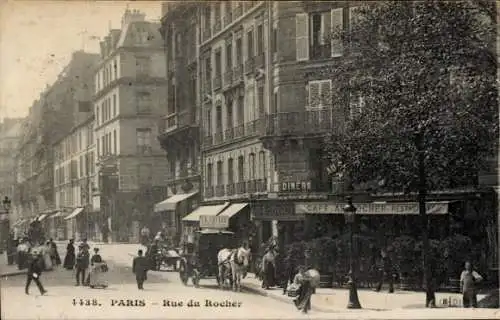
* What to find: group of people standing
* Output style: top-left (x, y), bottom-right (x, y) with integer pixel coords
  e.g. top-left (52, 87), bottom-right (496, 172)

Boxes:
top-left (63, 239), bottom-right (108, 288)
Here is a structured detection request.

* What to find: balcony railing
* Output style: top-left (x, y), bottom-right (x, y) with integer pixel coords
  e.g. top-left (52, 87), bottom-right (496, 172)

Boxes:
top-left (205, 186), bottom-right (214, 198)
top-left (234, 124), bottom-right (245, 139)
top-left (203, 28), bottom-right (211, 42)
top-left (311, 44), bottom-right (332, 60)
top-left (226, 183), bottom-right (235, 196)
top-left (233, 64), bottom-right (244, 84)
top-left (203, 135), bottom-right (213, 147)
top-left (223, 70), bottom-right (233, 88)
top-left (262, 108), bottom-right (342, 137)
top-left (233, 5), bottom-right (243, 19)
top-left (162, 111), bottom-right (197, 134)
top-left (246, 180), bottom-right (257, 193)
top-left (255, 53), bottom-right (265, 69)
top-left (224, 127), bottom-right (234, 140)
top-left (236, 181), bottom-right (246, 194)
top-left (213, 75), bottom-right (222, 90)
top-left (215, 185), bottom-right (225, 197)
top-left (244, 119), bottom-right (260, 136)
top-left (223, 14), bottom-right (232, 27)
top-left (244, 57), bottom-right (255, 74)
top-left (256, 178), bottom-right (267, 192)
top-left (213, 20), bottom-right (222, 34)
top-left (214, 131), bottom-right (223, 145)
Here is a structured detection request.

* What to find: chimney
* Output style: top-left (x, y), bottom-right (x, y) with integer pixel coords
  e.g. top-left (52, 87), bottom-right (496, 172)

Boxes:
top-left (105, 36), bottom-right (111, 55)
top-left (121, 8), bottom-right (146, 29)
top-left (99, 41), bottom-right (106, 58)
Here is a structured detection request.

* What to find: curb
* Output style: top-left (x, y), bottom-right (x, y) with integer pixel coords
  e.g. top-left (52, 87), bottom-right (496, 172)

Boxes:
top-left (240, 282), bottom-right (339, 314)
top-left (1, 270), bottom-right (27, 277)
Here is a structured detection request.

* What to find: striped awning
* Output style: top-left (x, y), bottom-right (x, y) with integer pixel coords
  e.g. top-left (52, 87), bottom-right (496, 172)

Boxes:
top-left (49, 211), bottom-right (63, 219)
top-left (64, 207), bottom-right (84, 220)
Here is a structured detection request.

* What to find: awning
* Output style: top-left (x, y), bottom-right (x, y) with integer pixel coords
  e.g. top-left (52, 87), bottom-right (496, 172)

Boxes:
top-left (64, 207), bottom-right (84, 220)
top-left (37, 214), bottom-right (48, 222)
top-left (218, 203), bottom-right (248, 218)
top-left (182, 203), bottom-right (229, 222)
top-left (49, 211), bottom-right (63, 219)
top-left (154, 192), bottom-right (198, 212)
top-left (296, 201), bottom-right (451, 215)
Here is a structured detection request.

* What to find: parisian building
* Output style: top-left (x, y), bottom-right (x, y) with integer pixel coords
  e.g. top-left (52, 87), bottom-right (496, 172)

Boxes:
top-left (92, 9), bottom-right (169, 243)
top-left (13, 51), bottom-right (99, 236)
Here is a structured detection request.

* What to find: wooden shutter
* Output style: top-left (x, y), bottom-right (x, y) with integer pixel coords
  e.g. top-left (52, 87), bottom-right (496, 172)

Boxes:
top-left (320, 80), bottom-right (332, 107)
top-left (320, 12), bottom-right (331, 45)
top-left (308, 82), bottom-right (321, 108)
top-left (295, 13), bottom-right (309, 61)
top-left (331, 8), bottom-right (344, 57)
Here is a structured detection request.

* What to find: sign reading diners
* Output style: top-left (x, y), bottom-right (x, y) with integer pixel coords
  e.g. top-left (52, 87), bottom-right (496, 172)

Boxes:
top-left (295, 202), bottom-right (449, 215)
top-left (199, 215), bottom-right (229, 229)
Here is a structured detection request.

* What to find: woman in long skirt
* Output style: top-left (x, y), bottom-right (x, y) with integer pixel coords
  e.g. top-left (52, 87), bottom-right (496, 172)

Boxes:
top-left (293, 266), bottom-right (319, 314)
top-left (63, 239), bottom-right (75, 270)
top-left (89, 248), bottom-right (108, 288)
top-left (42, 241), bottom-right (53, 271)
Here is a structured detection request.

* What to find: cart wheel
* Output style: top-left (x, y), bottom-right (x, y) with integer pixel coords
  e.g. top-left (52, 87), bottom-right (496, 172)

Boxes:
top-left (179, 263), bottom-right (189, 285)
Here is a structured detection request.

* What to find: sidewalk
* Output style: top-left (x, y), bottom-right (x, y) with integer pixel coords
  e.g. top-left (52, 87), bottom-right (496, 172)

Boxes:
top-left (0, 252), bottom-right (26, 277)
top-left (240, 273), bottom-right (487, 312)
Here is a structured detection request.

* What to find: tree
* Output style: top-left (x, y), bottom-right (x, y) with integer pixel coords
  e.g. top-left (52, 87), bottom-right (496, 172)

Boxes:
top-left (322, 1), bottom-right (498, 306)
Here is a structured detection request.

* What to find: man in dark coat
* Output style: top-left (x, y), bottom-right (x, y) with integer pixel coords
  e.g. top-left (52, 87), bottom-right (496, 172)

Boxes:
top-left (375, 249), bottom-right (394, 293)
top-left (25, 251), bottom-right (47, 295)
top-left (132, 249), bottom-right (149, 290)
top-left (75, 245), bottom-right (90, 286)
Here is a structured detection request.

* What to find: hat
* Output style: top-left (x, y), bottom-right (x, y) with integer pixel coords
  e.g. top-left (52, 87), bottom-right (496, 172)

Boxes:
top-left (94, 248), bottom-right (99, 252)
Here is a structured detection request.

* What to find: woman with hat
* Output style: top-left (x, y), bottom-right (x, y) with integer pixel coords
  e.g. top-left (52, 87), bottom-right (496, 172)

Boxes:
top-left (63, 239), bottom-right (76, 270)
top-left (88, 248), bottom-right (108, 288)
top-left (291, 265), bottom-right (319, 314)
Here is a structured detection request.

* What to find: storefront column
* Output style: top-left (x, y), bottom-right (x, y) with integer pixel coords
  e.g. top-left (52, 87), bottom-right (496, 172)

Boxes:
top-left (272, 220), bottom-right (278, 238)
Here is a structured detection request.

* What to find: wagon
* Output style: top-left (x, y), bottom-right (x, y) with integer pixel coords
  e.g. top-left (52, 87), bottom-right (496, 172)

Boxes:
top-left (178, 229), bottom-right (236, 288)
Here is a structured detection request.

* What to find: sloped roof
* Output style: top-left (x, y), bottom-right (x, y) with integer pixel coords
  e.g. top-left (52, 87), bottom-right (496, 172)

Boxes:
top-left (117, 21), bottom-right (163, 48)
top-left (2, 121), bottom-right (23, 138)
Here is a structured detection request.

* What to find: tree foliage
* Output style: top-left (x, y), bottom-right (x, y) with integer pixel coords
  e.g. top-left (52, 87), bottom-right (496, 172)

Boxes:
top-left (323, 0), bottom-right (498, 192)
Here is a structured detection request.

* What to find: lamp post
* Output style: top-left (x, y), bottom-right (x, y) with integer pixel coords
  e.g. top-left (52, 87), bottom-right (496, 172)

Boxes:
top-left (2, 196), bottom-right (12, 257)
top-left (344, 196), bottom-right (361, 309)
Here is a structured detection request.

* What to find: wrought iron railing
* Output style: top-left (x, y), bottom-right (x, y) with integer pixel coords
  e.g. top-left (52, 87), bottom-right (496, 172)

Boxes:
top-left (215, 185), bottom-right (225, 197)
top-left (244, 57), bottom-right (255, 74)
top-left (235, 181), bottom-right (246, 194)
top-left (226, 183), bottom-right (235, 196)
top-left (205, 186), bottom-right (214, 198)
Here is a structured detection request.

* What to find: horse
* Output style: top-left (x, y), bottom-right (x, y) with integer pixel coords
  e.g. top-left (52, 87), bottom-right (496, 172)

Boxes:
top-left (218, 246), bottom-right (251, 291)
top-left (260, 245), bottom-right (278, 289)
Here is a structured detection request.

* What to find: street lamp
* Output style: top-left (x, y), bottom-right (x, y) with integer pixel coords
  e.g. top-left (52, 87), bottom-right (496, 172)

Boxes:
top-left (343, 196), bottom-right (362, 309)
top-left (1, 196), bottom-right (12, 258)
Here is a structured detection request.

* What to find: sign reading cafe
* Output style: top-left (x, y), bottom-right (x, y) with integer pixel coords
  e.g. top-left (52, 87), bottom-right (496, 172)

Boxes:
top-left (295, 202), bottom-right (450, 215)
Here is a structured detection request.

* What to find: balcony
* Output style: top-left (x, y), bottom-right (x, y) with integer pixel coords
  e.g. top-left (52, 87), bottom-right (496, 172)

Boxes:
top-left (233, 5), bottom-right (243, 19)
top-left (213, 20), bottom-right (222, 35)
top-left (235, 181), bottom-right (246, 194)
top-left (226, 183), bottom-right (235, 196)
top-left (234, 124), bottom-right (245, 139)
top-left (244, 119), bottom-right (260, 136)
top-left (246, 180), bottom-right (257, 193)
top-left (213, 75), bottom-right (222, 90)
top-left (223, 70), bottom-right (233, 89)
top-left (205, 186), bottom-right (214, 198)
top-left (261, 108), bottom-right (342, 138)
top-left (203, 28), bottom-right (211, 42)
top-left (223, 14), bottom-right (232, 28)
top-left (167, 167), bottom-right (200, 185)
top-left (244, 57), bottom-right (255, 74)
top-left (161, 111), bottom-right (197, 135)
top-left (255, 53), bottom-right (265, 69)
top-left (232, 64), bottom-right (244, 84)
top-left (214, 131), bottom-right (224, 145)
top-left (224, 127), bottom-right (234, 140)
top-left (203, 135), bottom-right (213, 147)
top-left (215, 185), bottom-right (225, 197)
top-left (256, 178), bottom-right (267, 192)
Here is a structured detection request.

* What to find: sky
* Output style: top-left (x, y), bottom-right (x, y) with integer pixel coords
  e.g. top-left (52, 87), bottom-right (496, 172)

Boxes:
top-left (0, 0), bottom-right (163, 121)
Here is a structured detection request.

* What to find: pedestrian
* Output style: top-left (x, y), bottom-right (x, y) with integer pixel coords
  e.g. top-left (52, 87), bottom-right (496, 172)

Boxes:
top-left (132, 249), bottom-right (149, 290)
top-left (79, 238), bottom-right (90, 251)
top-left (460, 261), bottom-right (483, 308)
top-left (49, 238), bottom-right (61, 266)
top-left (140, 226), bottom-right (150, 246)
top-left (88, 248), bottom-right (108, 289)
top-left (375, 249), bottom-right (394, 293)
top-left (16, 237), bottom-right (31, 270)
top-left (292, 266), bottom-right (319, 314)
top-left (63, 239), bottom-right (75, 270)
top-left (75, 245), bottom-right (90, 286)
top-left (261, 245), bottom-right (277, 290)
top-left (25, 250), bottom-right (47, 295)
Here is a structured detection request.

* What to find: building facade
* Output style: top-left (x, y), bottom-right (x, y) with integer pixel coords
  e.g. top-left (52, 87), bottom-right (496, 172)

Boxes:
top-left (13, 51), bottom-right (99, 236)
top-left (53, 116), bottom-right (96, 240)
top-left (0, 118), bottom-right (24, 202)
top-left (92, 9), bottom-right (169, 243)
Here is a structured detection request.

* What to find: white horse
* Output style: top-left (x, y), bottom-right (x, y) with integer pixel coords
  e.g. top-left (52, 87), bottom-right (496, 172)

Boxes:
top-left (217, 247), bottom-right (251, 291)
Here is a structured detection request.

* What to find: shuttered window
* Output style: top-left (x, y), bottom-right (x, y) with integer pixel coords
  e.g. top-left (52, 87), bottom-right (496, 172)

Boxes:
top-left (331, 8), bottom-right (344, 57)
top-left (295, 13), bottom-right (309, 61)
top-left (307, 80), bottom-right (332, 109)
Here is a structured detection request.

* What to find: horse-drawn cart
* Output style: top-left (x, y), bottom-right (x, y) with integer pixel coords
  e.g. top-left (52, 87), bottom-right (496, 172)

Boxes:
top-left (178, 229), bottom-right (236, 288)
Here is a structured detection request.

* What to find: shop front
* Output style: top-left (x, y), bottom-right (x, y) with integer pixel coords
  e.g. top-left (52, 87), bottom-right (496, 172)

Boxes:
top-left (181, 202), bottom-right (229, 244)
top-left (64, 207), bottom-right (84, 241)
top-left (217, 203), bottom-right (252, 244)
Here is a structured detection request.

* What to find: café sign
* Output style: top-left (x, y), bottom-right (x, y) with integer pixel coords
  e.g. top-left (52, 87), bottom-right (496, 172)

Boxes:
top-left (295, 202), bottom-right (449, 215)
top-left (200, 215), bottom-right (229, 229)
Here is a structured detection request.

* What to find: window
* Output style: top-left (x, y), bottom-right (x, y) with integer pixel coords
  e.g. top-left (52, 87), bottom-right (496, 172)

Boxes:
top-left (258, 85), bottom-right (265, 117)
top-left (237, 95), bottom-right (244, 125)
top-left (113, 94), bottom-right (117, 116)
top-left (226, 99), bottom-right (233, 129)
top-left (89, 151), bottom-right (95, 174)
top-left (310, 11), bottom-right (332, 59)
top-left (136, 91), bottom-right (152, 114)
top-left (169, 158), bottom-right (176, 178)
top-left (204, 56), bottom-right (212, 84)
top-left (226, 41), bottom-right (233, 70)
top-left (235, 38), bottom-right (243, 65)
top-left (100, 103), bottom-right (104, 123)
top-left (113, 130), bottom-right (117, 154)
top-left (215, 50), bottom-right (222, 77)
top-left (295, 13), bottom-right (309, 61)
top-left (189, 76), bottom-right (196, 106)
top-left (80, 155), bottom-right (84, 178)
top-left (206, 163), bottom-right (213, 187)
top-left (332, 8), bottom-right (344, 57)
top-left (214, 3), bottom-right (221, 25)
top-left (136, 56), bottom-right (151, 77)
top-left (257, 24), bottom-right (264, 54)
top-left (101, 136), bottom-right (105, 155)
top-left (206, 109), bottom-right (212, 136)
top-left (136, 128), bottom-right (152, 154)
top-left (246, 29), bottom-right (254, 59)
top-left (216, 161), bottom-right (223, 186)
top-left (113, 60), bottom-right (118, 79)
top-left (349, 94), bottom-right (365, 119)
top-left (259, 151), bottom-right (266, 179)
top-left (307, 80), bottom-right (332, 108)
top-left (237, 156), bottom-right (244, 182)
top-left (137, 164), bottom-right (153, 185)
top-left (96, 139), bottom-right (100, 157)
top-left (227, 158), bottom-right (234, 184)
top-left (204, 6), bottom-right (211, 34)
top-left (215, 105), bottom-right (223, 132)
top-left (249, 153), bottom-right (256, 180)
top-left (168, 81), bottom-right (176, 114)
